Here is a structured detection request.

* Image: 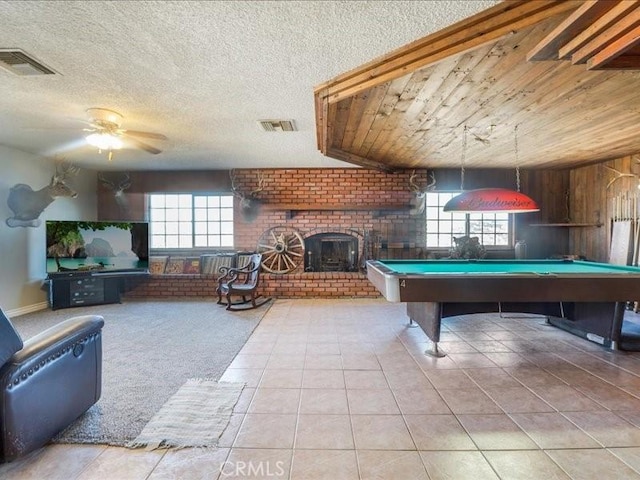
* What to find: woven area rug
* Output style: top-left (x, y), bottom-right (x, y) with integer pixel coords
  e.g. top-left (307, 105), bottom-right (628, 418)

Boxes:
top-left (128, 380), bottom-right (245, 450)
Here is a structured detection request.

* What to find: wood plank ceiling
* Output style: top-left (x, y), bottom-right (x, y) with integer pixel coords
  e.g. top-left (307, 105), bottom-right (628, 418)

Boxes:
top-left (314, 0), bottom-right (640, 172)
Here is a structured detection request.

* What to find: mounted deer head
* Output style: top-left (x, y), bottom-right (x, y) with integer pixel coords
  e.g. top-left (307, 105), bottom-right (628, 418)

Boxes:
top-left (6, 161), bottom-right (80, 227)
top-left (230, 170), bottom-right (265, 222)
top-left (98, 171), bottom-right (131, 214)
top-left (409, 170), bottom-right (436, 215)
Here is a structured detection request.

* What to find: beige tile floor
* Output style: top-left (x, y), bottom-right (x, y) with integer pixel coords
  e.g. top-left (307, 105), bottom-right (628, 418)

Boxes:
top-left (5, 298), bottom-right (640, 479)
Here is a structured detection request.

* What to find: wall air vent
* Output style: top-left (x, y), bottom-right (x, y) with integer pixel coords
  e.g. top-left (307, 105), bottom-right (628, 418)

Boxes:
top-left (258, 119), bottom-right (296, 132)
top-left (0, 49), bottom-right (57, 76)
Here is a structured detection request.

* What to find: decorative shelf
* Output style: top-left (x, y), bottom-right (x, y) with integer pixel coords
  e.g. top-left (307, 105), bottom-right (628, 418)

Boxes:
top-left (529, 223), bottom-right (603, 228)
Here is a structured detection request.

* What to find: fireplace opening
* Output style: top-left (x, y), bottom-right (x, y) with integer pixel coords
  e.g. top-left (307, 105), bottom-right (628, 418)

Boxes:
top-left (304, 233), bottom-right (358, 272)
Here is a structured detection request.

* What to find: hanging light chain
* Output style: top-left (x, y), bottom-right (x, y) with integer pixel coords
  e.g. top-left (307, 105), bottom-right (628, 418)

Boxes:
top-left (515, 124), bottom-right (521, 193)
top-left (460, 125), bottom-right (467, 191)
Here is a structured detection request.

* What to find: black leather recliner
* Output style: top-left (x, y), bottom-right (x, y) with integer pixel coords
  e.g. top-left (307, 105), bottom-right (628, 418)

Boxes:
top-left (0, 308), bottom-right (104, 462)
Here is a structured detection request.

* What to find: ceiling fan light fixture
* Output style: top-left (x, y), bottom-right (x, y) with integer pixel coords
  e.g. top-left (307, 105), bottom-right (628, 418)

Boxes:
top-left (86, 132), bottom-right (123, 151)
top-left (86, 108), bottom-right (123, 128)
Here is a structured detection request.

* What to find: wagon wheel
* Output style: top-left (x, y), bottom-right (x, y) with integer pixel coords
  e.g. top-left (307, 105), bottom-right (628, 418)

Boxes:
top-left (257, 226), bottom-right (305, 274)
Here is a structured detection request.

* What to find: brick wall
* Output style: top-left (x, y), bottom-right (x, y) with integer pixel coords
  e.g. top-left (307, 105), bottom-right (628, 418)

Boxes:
top-left (124, 272), bottom-right (380, 299)
top-left (118, 167), bottom-right (426, 299)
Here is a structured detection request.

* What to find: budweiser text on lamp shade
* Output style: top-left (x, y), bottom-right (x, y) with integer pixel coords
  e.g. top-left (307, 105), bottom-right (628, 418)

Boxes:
top-left (442, 188), bottom-right (540, 213)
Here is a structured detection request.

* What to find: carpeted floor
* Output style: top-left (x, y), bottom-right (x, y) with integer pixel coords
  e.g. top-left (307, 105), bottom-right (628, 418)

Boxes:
top-left (10, 298), bottom-right (270, 446)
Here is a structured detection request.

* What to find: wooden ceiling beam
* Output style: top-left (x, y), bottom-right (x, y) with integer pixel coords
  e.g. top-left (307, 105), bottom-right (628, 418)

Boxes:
top-left (596, 53), bottom-right (640, 68)
top-left (557, 1), bottom-right (638, 59)
top-left (324, 147), bottom-right (398, 173)
top-left (588, 24), bottom-right (640, 68)
top-left (527, 0), bottom-right (614, 61)
top-left (314, 1), bottom-right (580, 105)
top-left (563, 2), bottom-right (640, 63)
top-left (314, 93), bottom-right (327, 151)
top-left (525, 1), bottom-right (640, 70)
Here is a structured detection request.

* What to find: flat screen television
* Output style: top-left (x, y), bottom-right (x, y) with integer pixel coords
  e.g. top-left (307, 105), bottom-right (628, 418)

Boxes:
top-left (46, 221), bottom-right (149, 275)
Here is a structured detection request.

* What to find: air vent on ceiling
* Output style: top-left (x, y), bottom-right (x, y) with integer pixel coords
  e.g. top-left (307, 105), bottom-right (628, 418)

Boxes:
top-left (0, 49), bottom-right (57, 76)
top-left (258, 119), bottom-right (296, 132)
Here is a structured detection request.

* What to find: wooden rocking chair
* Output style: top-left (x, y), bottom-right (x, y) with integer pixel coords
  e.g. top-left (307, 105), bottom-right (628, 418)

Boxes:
top-left (216, 253), bottom-right (269, 310)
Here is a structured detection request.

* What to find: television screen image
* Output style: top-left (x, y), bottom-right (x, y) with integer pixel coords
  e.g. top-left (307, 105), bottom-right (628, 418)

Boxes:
top-left (46, 221), bottom-right (149, 274)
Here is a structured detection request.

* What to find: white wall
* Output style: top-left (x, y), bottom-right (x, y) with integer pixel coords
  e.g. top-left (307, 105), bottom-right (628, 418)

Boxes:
top-left (0, 146), bottom-right (97, 314)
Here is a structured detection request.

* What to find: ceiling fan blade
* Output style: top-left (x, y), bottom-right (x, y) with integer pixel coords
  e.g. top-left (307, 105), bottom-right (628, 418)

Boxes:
top-left (124, 135), bottom-right (162, 154)
top-left (22, 126), bottom-right (88, 132)
top-left (123, 130), bottom-right (168, 140)
top-left (42, 138), bottom-right (91, 156)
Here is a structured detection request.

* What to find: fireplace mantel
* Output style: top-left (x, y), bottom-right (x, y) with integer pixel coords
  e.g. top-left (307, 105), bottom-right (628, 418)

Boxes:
top-left (262, 203), bottom-right (408, 211)
top-left (262, 203), bottom-right (409, 218)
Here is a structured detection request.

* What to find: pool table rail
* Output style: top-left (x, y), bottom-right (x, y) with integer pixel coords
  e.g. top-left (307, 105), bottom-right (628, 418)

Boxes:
top-left (366, 259), bottom-right (640, 356)
top-left (366, 260), bottom-right (640, 304)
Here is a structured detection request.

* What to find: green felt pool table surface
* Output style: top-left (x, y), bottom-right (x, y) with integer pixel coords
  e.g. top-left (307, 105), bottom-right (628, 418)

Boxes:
top-left (372, 259), bottom-right (640, 275)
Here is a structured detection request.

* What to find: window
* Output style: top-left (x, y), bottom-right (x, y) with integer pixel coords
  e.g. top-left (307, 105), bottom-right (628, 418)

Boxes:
top-left (148, 193), bottom-right (234, 248)
top-left (425, 192), bottom-right (511, 249)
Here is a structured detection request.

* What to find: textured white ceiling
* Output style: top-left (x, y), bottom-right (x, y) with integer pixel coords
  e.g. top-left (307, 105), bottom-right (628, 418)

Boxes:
top-left (0, 0), bottom-right (497, 170)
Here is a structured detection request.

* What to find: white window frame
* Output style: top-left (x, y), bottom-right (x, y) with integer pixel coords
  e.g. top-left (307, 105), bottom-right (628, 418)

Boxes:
top-left (425, 191), bottom-right (513, 250)
top-left (148, 193), bottom-right (234, 249)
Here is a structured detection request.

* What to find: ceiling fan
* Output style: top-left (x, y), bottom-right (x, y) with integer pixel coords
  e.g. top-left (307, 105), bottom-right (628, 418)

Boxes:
top-left (83, 108), bottom-right (167, 161)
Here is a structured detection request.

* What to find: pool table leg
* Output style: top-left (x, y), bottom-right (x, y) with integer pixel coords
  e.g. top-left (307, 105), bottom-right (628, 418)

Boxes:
top-left (425, 342), bottom-right (446, 358)
top-left (407, 302), bottom-right (446, 357)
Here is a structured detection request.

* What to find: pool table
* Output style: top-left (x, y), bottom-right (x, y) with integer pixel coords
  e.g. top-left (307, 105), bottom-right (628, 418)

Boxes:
top-left (366, 259), bottom-right (640, 356)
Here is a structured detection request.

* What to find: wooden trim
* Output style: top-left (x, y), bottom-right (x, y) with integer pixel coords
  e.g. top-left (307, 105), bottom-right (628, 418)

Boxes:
top-left (530, 223), bottom-right (603, 227)
top-left (557, 1), bottom-right (638, 59)
top-left (565, 3), bottom-right (640, 63)
top-left (314, 93), bottom-right (327, 151)
top-left (527, 0), bottom-right (613, 61)
top-left (314, 1), bottom-right (580, 105)
top-left (325, 147), bottom-right (398, 172)
top-left (588, 24), bottom-right (640, 69)
top-left (597, 53), bottom-right (640, 69)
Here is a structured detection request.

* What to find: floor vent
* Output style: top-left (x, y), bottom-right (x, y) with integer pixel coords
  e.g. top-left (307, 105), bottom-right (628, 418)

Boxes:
top-left (258, 119), bottom-right (296, 132)
top-left (0, 49), bottom-right (57, 76)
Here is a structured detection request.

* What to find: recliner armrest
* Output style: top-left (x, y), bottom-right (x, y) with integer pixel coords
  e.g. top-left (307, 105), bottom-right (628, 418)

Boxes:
top-left (3, 315), bottom-right (104, 382)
